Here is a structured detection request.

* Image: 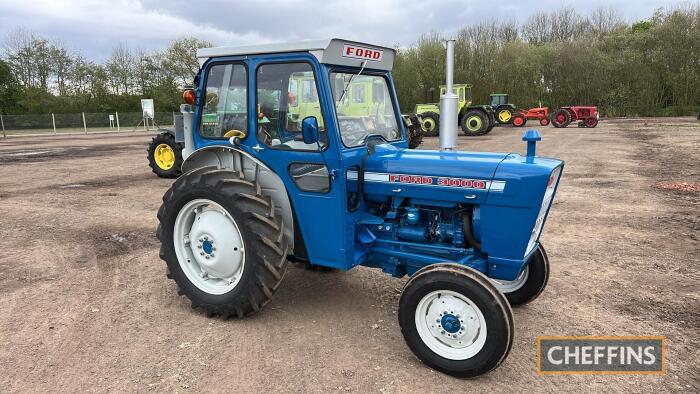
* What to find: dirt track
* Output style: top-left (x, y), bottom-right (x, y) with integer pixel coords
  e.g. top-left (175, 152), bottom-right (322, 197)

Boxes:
top-left (0, 119), bottom-right (698, 392)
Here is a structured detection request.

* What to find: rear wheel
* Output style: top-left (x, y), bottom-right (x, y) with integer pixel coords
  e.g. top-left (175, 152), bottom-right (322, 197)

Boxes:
top-left (148, 132), bottom-right (183, 178)
top-left (512, 113), bottom-right (527, 127)
top-left (550, 109), bottom-right (572, 128)
top-left (585, 117), bottom-right (598, 128)
top-left (157, 168), bottom-right (289, 318)
top-left (420, 112), bottom-right (440, 137)
top-left (399, 264), bottom-right (513, 378)
top-left (496, 106), bottom-right (513, 124)
top-left (405, 114), bottom-right (424, 148)
top-left (460, 110), bottom-right (489, 136)
top-left (490, 244), bottom-right (550, 307)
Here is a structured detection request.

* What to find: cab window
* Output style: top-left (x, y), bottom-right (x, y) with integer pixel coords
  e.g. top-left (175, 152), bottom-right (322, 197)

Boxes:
top-left (256, 63), bottom-right (327, 151)
top-left (352, 84), bottom-right (365, 103)
top-left (199, 63), bottom-right (247, 139)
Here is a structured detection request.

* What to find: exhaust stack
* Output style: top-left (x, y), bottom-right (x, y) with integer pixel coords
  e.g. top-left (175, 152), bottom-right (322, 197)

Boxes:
top-left (439, 39), bottom-right (458, 151)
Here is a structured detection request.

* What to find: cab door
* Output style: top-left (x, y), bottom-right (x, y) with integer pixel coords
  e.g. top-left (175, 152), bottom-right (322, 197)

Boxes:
top-left (248, 56), bottom-right (349, 269)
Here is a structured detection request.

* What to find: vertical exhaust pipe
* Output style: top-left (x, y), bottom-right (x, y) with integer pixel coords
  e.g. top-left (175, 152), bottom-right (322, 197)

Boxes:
top-left (439, 39), bottom-right (458, 151)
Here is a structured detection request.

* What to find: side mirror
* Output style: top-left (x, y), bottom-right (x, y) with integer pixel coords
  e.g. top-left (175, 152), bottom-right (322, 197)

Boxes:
top-left (301, 116), bottom-right (319, 144)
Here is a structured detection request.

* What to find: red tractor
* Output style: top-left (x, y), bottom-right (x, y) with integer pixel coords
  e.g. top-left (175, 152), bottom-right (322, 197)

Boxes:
top-left (511, 107), bottom-right (550, 127)
top-left (550, 106), bottom-right (599, 128)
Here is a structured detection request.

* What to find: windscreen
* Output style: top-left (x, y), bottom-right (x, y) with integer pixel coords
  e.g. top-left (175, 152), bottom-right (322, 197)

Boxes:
top-left (329, 73), bottom-right (401, 147)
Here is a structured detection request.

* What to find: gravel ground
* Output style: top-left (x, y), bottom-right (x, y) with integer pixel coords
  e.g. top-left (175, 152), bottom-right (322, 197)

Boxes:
top-left (0, 118), bottom-right (698, 392)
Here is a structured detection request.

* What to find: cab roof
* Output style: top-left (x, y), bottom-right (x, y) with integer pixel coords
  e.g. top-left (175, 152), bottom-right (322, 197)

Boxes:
top-left (196, 38), bottom-right (395, 71)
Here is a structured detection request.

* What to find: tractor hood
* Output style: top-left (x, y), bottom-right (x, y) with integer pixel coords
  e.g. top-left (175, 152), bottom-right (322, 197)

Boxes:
top-left (367, 144), bottom-right (508, 178)
top-left (353, 144), bottom-right (509, 205)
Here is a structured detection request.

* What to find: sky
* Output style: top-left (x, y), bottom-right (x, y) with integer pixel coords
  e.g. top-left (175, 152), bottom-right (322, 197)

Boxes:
top-left (0, 0), bottom-right (685, 61)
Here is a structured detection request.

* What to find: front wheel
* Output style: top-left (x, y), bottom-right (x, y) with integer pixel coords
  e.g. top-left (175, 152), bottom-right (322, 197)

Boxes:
top-left (491, 244), bottom-right (550, 307)
top-left (585, 117), bottom-right (599, 128)
top-left (512, 113), bottom-right (527, 127)
top-left (157, 167), bottom-right (290, 318)
top-left (399, 264), bottom-right (514, 378)
top-left (539, 117), bottom-right (550, 126)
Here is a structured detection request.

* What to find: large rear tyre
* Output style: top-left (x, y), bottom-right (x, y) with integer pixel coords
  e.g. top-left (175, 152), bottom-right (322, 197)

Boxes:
top-left (157, 167), bottom-right (290, 318)
top-left (496, 106), bottom-right (513, 124)
top-left (460, 110), bottom-right (489, 136)
top-left (399, 264), bottom-right (514, 378)
top-left (419, 112), bottom-right (440, 137)
top-left (405, 114), bottom-right (424, 148)
top-left (550, 109), bottom-right (571, 128)
top-left (148, 132), bottom-right (183, 178)
top-left (490, 244), bottom-right (549, 307)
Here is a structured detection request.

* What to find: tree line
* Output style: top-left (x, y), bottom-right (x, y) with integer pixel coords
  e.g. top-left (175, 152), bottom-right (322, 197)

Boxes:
top-left (0, 29), bottom-right (211, 115)
top-left (1, 5), bottom-right (699, 117)
top-left (394, 5), bottom-right (700, 116)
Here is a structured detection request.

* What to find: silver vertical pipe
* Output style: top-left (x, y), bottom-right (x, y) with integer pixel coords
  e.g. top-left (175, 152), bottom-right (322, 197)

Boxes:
top-left (52, 113), bottom-right (56, 134)
top-left (82, 112), bottom-right (87, 134)
top-left (439, 39), bottom-right (458, 151)
top-left (445, 39), bottom-right (455, 94)
top-left (116, 112), bottom-right (120, 131)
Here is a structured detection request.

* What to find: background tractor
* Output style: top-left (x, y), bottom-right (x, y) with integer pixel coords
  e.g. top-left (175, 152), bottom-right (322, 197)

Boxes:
top-left (159, 39), bottom-right (563, 378)
top-left (550, 106), bottom-right (599, 128)
top-left (415, 84), bottom-right (496, 136)
top-left (489, 93), bottom-right (518, 125)
top-left (511, 107), bottom-right (550, 128)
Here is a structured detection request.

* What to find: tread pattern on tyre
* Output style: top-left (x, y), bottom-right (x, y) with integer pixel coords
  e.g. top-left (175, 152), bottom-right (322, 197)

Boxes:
top-left (420, 111), bottom-right (440, 137)
top-left (461, 110), bottom-right (489, 136)
top-left (147, 132), bottom-right (183, 178)
top-left (503, 244), bottom-right (550, 306)
top-left (157, 167), bottom-right (289, 319)
top-left (551, 109), bottom-right (572, 128)
top-left (406, 114), bottom-right (424, 148)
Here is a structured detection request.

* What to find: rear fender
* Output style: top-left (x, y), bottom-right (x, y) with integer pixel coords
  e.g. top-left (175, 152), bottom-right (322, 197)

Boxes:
top-left (182, 145), bottom-right (294, 247)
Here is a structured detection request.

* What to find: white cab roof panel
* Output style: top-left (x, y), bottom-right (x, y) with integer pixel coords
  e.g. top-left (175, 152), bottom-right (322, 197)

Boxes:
top-left (197, 38), bottom-right (395, 71)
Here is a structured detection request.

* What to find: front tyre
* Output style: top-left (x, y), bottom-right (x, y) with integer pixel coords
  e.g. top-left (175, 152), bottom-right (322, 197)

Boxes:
top-left (399, 264), bottom-right (513, 378)
top-left (157, 168), bottom-right (289, 318)
top-left (491, 244), bottom-right (550, 307)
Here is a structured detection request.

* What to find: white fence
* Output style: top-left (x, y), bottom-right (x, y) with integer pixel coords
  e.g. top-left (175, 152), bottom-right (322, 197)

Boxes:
top-left (0, 112), bottom-right (177, 137)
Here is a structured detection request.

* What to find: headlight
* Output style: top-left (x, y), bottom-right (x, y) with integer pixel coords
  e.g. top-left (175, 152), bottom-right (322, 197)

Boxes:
top-left (525, 166), bottom-right (562, 256)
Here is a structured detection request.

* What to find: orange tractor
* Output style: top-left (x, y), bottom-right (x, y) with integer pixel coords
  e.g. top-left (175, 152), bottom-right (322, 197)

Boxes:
top-left (511, 107), bottom-right (550, 127)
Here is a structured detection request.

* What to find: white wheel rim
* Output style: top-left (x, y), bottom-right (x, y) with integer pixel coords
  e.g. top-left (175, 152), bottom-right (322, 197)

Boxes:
top-left (173, 199), bottom-right (245, 295)
top-left (414, 290), bottom-right (488, 360)
top-left (491, 266), bottom-right (529, 294)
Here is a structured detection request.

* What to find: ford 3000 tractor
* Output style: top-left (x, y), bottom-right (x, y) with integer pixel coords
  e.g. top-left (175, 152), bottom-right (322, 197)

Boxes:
top-left (157, 39), bottom-right (563, 378)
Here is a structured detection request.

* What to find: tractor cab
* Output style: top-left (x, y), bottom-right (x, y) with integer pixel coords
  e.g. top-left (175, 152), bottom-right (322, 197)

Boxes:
top-left (161, 38), bottom-right (564, 378)
top-left (440, 83), bottom-right (473, 107)
top-left (490, 93), bottom-right (509, 107)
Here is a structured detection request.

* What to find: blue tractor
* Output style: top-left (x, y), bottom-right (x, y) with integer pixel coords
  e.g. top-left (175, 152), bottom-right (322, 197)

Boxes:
top-left (157, 39), bottom-right (563, 378)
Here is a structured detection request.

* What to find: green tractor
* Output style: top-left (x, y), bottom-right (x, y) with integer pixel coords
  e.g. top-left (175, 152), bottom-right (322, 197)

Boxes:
top-left (415, 84), bottom-right (496, 137)
top-left (490, 93), bottom-right (518, 125)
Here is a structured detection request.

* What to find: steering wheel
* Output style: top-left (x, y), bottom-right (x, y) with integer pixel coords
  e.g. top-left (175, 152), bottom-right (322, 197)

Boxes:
top-left (223, 129), bottom-right (247, 139)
